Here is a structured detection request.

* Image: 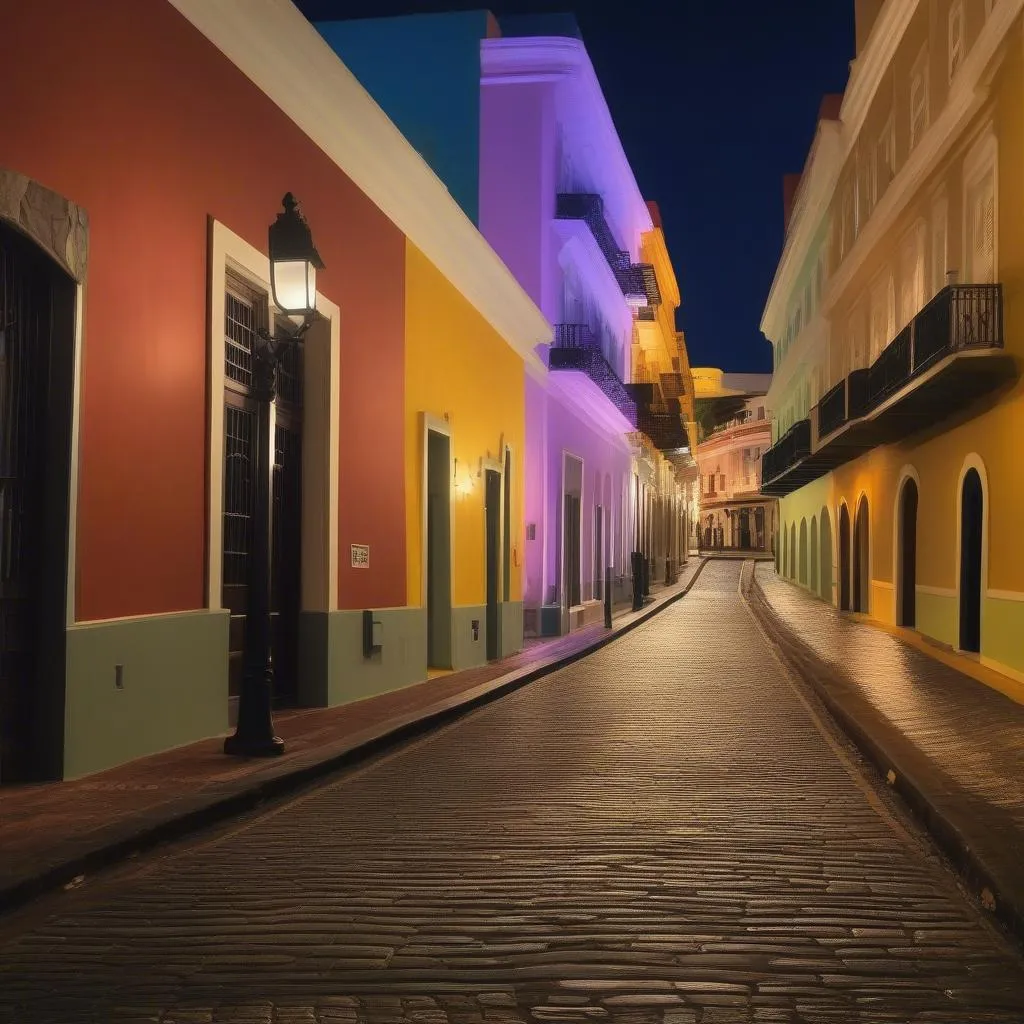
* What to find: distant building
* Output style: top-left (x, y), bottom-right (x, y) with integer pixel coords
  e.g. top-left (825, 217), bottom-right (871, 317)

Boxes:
top-left (693, 371), bottom-right (776, 553)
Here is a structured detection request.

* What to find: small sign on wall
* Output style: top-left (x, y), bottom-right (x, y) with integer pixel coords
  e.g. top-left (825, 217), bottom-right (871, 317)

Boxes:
top-left (351, 543), bottom-right (370, 569)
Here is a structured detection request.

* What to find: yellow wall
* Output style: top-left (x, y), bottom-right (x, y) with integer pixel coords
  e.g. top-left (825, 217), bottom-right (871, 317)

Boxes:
top-left (404, 241), bottom-right (526, 608)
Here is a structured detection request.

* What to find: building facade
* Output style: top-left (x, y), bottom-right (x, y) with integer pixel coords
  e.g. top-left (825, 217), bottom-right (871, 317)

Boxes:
top-left (0, 0), bottom-right (548, 781)
top-left (761, 0), bottom-right (1023, 682)
top-left (693, 371), bottom-right (775, 553)
top-left (320, 14), bottom-right (695, 635)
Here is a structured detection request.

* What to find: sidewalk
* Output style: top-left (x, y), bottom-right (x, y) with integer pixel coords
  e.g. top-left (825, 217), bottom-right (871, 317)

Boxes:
top-left (0, 559), bottom-right (707, 913)
top-left (748, 562), bottom-right (1024, 943)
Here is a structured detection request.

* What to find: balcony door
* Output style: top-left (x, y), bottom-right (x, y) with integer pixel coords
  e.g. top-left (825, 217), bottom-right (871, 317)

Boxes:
top-left (966, 169), bottom-right (995, 285)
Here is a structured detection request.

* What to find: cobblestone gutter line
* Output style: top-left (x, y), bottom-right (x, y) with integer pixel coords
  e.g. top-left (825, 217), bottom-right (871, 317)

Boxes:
top-left (745, 566), bottom-right (1024, 947)
top-left (2, 560), bottom-right (709, 915)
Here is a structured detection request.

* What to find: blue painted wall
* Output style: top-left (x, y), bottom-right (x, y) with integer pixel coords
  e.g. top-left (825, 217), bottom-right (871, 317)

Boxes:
top-left (316, 11), bottom-right (492, 225)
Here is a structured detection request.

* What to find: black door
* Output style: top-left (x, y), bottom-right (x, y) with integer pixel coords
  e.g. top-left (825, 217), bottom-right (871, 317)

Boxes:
top-left (960, 469), bottom-right (983, 652)
top-left (839, 504), bottom-right (851, 611)
top-left (854, 497), bottom-right (869, 613)
top-left (0, 223), bottom-right (74, 782)
top-left (739, 508), bottom-right (751, 549)
top-left (222, 281), bottom-right (302, 711)
top-left (564, 494), bottom-right (581, 607)
top-left (899, 480), bottom-right (918, 628)
top-left (485, 469), bottom-right (500, 660)
top-left (593, 506), bottom-right (603, 600)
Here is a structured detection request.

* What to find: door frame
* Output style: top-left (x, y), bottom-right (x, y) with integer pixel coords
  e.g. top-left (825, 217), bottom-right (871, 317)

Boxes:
top-left (893, 465), bottom-right (920, 628)
top-left (207, 219), bottom-right (339, 616)
top-left (955, 454), bottom-right (989, 654)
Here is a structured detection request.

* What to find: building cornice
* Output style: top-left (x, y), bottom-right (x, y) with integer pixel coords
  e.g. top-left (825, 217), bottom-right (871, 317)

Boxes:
top-left (840, 0), bottom-right (920, 147)
top-left (481, 36), bottom-right (653, 260)
top-left (762, 0), bottom-right (921, 340)
top-left (167, 0), bottom-right (550, 372)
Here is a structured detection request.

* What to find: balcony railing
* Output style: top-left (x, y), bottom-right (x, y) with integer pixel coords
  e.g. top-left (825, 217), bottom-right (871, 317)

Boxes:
top-left (818, 379), bottom-right (846, 438)
top-left (848, 368), bottom-right (870, 419)
top-left (867, 323), bottom-right (912, 407)
top-left (556, 192), bottom-right (660, 310)
top-left (761, 418), bottom-right (811, 485)
top-left (913, 283), bottom-right (1003, 372)
top-left (549, 323), bottom-right (636, 426)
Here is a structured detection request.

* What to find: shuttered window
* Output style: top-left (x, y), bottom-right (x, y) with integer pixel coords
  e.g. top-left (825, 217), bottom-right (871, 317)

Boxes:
top-left (948, 2), bottom-right (964, 81)
top-left (910, 48), bottom-right (929, 150)
top-left (967, 171), bottom-right (996, 284)
top-left (931, 199), bottom-right (948, 296)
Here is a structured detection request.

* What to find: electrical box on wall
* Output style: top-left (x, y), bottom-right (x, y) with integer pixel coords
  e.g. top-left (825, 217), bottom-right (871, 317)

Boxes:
top-left (362, 610), bottom-right (382, 657)
top-left (526, 523), bottom-right (536, 540)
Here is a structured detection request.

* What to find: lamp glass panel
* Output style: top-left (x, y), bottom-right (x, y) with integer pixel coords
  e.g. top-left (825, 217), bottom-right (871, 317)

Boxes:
top-left (273, 259), bottom-right (312, 314)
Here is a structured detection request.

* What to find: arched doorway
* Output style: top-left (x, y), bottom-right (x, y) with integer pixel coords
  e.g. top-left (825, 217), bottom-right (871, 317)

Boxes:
top-left (819, 506), bottom-right (833, 603)
top-left (790, 523), bottom-right (796, 579)
top-left (959, 468), bottom-right (984, 652)
top-left (0, 220), bottom-right (77, 782)
top-left (839, 503), bottom-right (851, 610)
top-left (897, 478), bottom-right (918, 628)
top-left (853, 495), bottom-right (870, 613)
top-left (810, 516), bottom-right (818, 595)
top-left (799, 519), bottom-right (808, 585)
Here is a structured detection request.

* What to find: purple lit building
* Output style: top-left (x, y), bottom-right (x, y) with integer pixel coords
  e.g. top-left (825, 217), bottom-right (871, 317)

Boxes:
top-left (317, 13), bottom-right (684, 638)
top-left (480, 29), bottom-right (661, 635)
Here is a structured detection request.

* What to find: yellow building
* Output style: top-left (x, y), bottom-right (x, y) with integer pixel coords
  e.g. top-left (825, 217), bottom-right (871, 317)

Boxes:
top-left (762, 0), bottom-right (1023, 686)
top-left (629, 207), bottom-right (697, 588)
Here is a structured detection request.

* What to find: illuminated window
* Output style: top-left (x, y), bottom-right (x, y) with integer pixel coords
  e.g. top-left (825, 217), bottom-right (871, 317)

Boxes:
top-left (948, 2), bottom-right (964, 81)
top-left (910, 47), bottom-right (929, 150)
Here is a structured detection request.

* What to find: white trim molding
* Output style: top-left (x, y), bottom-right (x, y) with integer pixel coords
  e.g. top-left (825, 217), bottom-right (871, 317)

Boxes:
top-left (168, 0), bottom-right (551, 367)
top-left (917, 583), bottom-right (957, 597)
top-left (206, 219), bottom-right (340, 614)
top-left (987, 588), bottom-right (1024, 601)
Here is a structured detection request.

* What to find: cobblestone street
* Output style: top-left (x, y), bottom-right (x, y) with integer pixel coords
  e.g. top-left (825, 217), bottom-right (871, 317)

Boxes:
top-left (2, 560), bottom-right (1023, 1023)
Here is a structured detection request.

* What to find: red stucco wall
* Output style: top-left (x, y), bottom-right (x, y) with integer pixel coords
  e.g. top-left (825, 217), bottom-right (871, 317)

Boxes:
top-left (0, 0), bottom-right (407, 620)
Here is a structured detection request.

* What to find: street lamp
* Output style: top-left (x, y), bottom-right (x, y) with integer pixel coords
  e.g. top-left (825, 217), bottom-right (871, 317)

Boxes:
top-left (224, 193), bottom-right (324, 759)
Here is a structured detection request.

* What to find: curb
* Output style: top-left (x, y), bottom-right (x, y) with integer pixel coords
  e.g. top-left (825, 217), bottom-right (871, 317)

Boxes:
top-left (1, 559), bottom-right (709, 915)
top-left (745, 566), bottom-right (1024, 947)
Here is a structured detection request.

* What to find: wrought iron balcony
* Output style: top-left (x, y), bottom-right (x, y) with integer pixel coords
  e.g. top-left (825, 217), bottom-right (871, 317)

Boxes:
top-left (761, 419), bottom-right (811, 492)
top-left (549, 323), bottom-right (636, 426)
top-left (913, 283), bottom-right (1003, 371)
top-left (556, 192), bottom-right (660, 310)
top-left (636, 408), bottom-right (690, 451)
top-left (768, 284), bottom-right (1013, 497)
top-left (867, 323), bottom-right (912, 408)
top-left (817, 379), bottom-right (846, 438)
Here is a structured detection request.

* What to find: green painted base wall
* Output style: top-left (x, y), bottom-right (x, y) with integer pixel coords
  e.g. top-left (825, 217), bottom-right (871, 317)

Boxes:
top-left (915, 592), bottom-right (957, 649)
top-left (452, 604), bottom-right (487, 670)
top-left (64, 610), bottom-right (229, 779)
top-left (298, 608), bottom-right (427, 708)
top-left (499, 601), bottom-right (524, 659)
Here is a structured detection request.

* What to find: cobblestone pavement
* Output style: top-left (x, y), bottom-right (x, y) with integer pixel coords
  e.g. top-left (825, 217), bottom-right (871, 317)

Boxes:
top-left (2, 560), bottom-right (1023, 1023)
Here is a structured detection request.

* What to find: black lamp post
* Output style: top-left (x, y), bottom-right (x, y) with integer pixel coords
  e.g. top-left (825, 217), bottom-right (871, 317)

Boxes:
top-left (224, 194), bottom-right (324, 758)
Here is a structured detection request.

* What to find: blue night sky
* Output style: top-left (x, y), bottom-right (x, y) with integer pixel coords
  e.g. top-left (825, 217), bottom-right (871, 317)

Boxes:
top-left (294, 0), bottom-right (854, 374)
